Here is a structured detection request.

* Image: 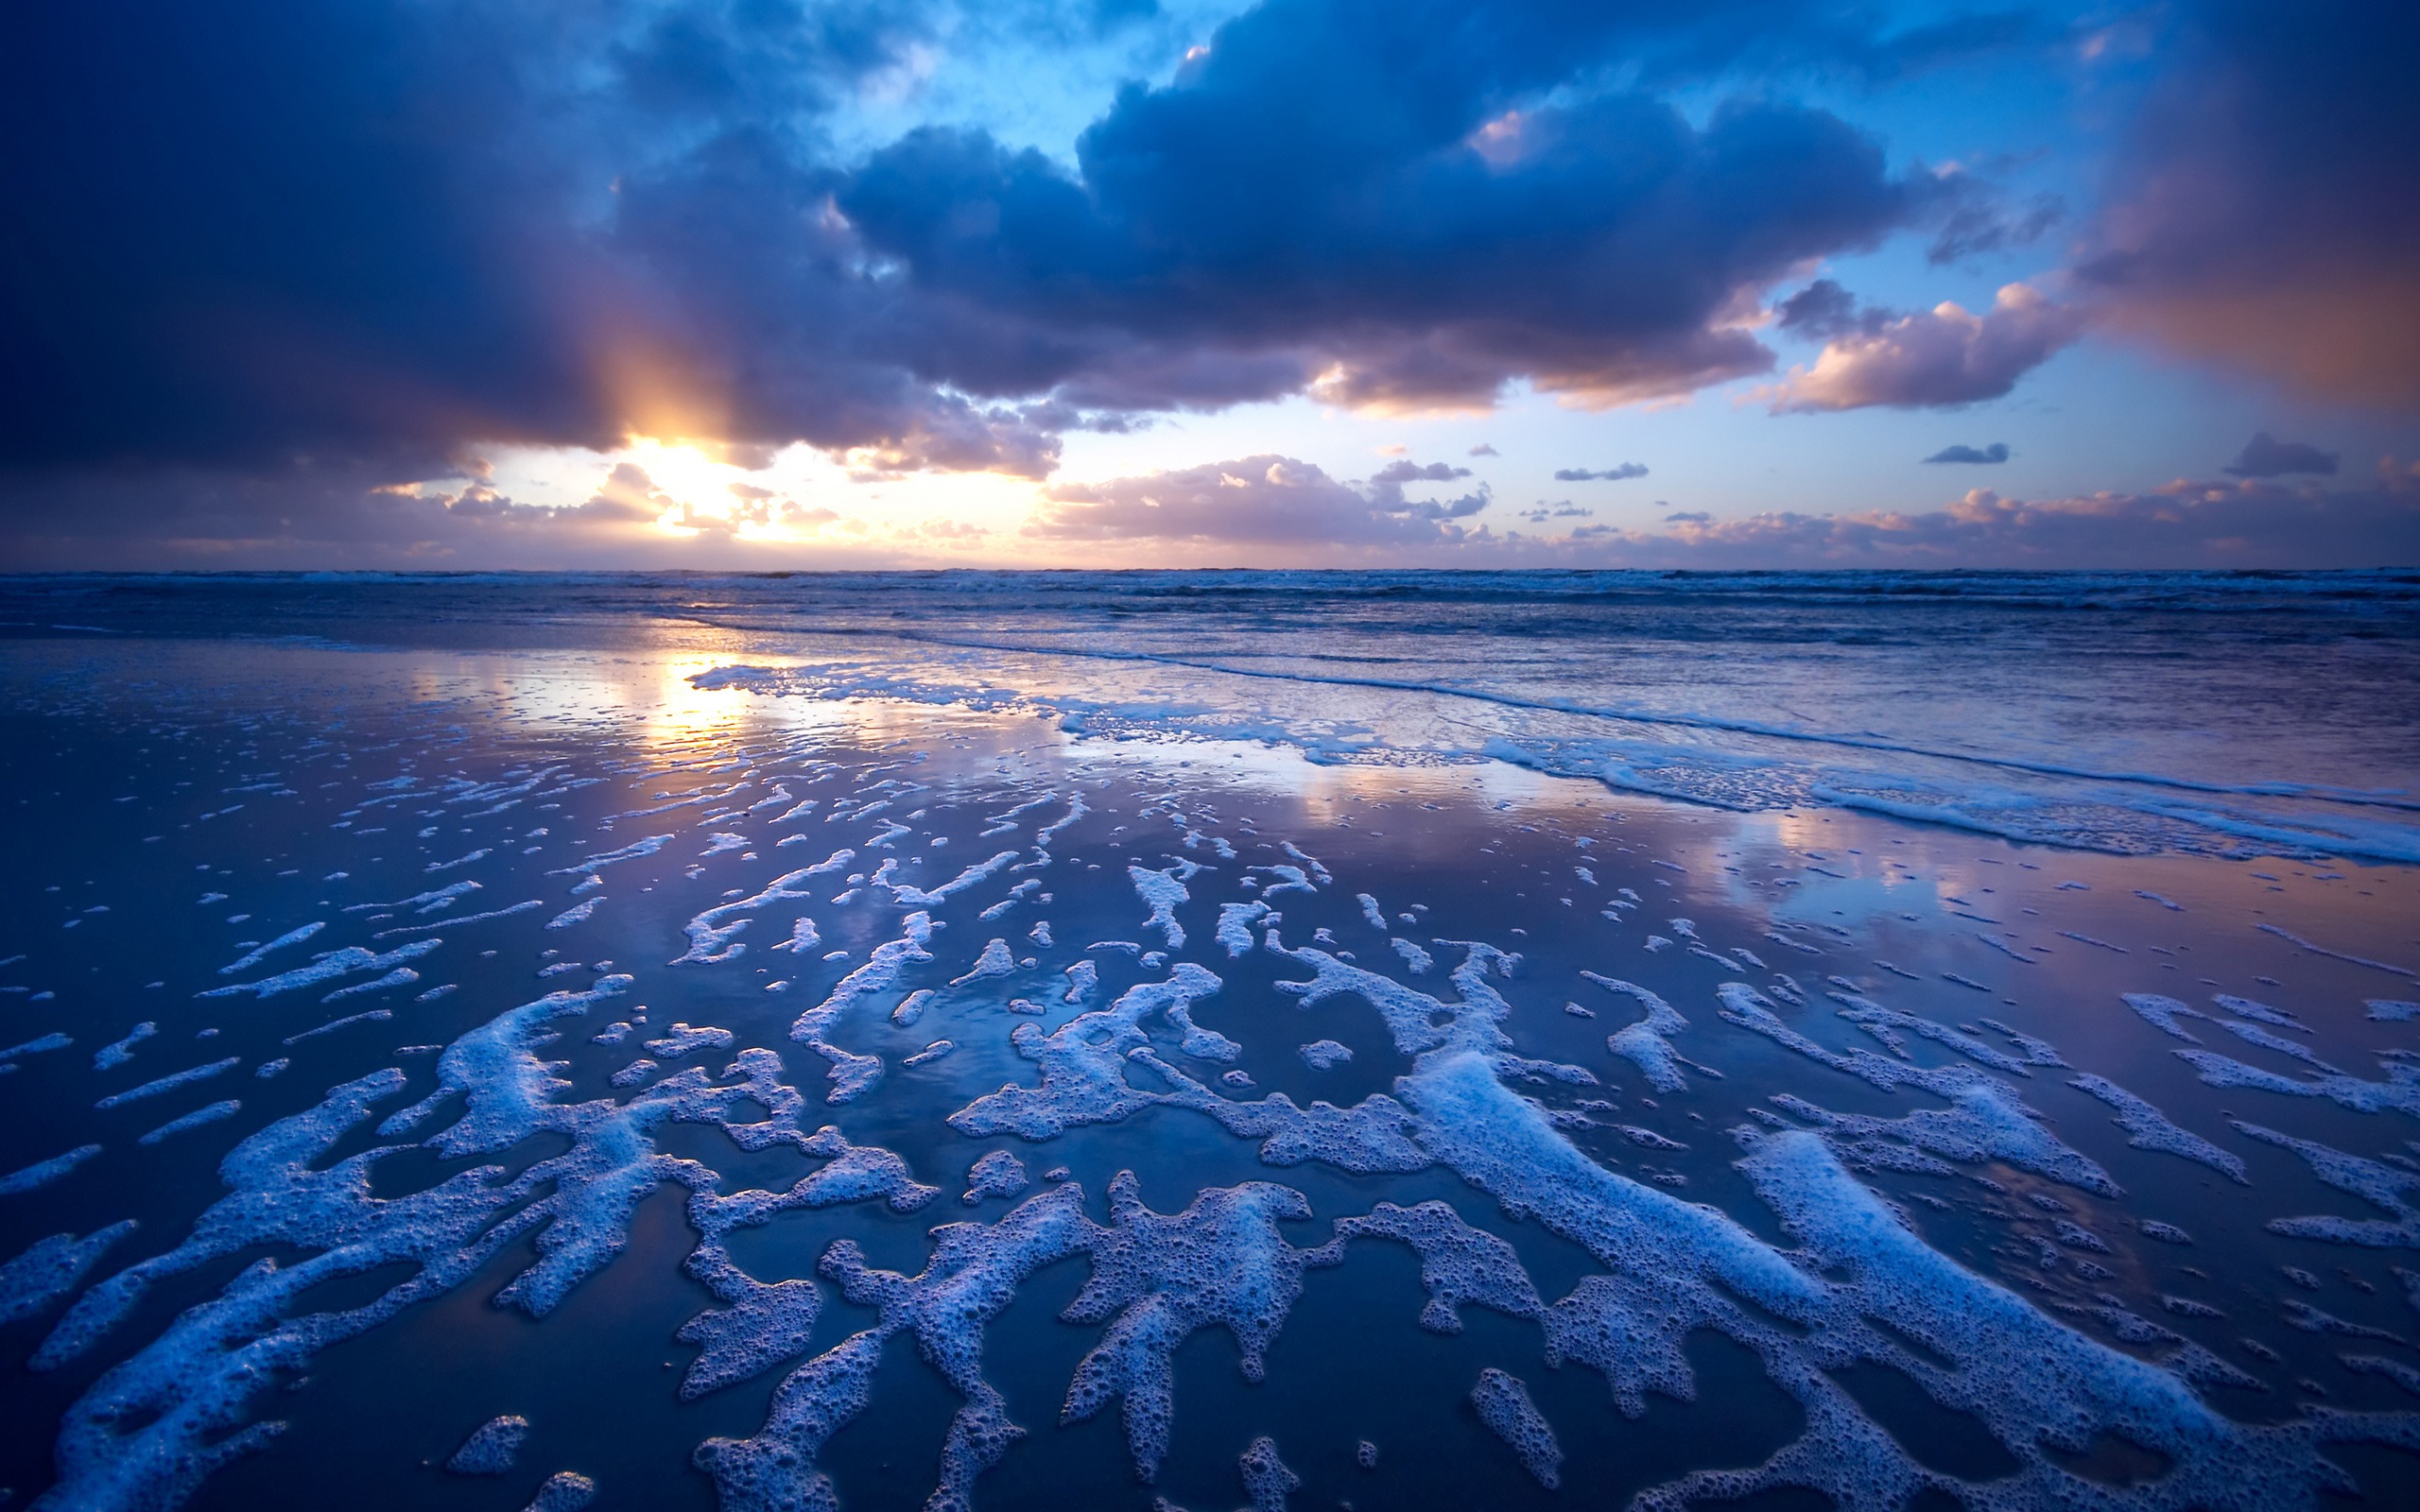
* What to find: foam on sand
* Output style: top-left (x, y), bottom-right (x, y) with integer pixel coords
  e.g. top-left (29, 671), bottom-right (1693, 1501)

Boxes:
top-left (1583, 973), bottom-right (1690, 1091)
top-left (0, 1222), bottom-right (138, 1326)
top-left (1334, 1200), bottom-right (1541, 1332)
top-left (199, 938), bottom-right (441, 1000)
top-left (675, 864), bottom-right (846, 964)
top-left (1129, 863), bottom-right (1196, 949)
top-left (2069, 1074), bottom-right (2249, 1182)
top-left (446, 1415), bottom-right (530, 1475)
top-left (0, 1143), bottom-right (105, 1196)
top-left (886, 850), bottom-right (1020, 907)
top-left (700, 1180), bottom-right (1096, 1512)
top-left (1470, 1368), bottom-right (1562, 1488)
top-left (1058, 1174), bottom-right (1341, 1481)
top-left (1773, 1074), bottom-right (2122, 1197)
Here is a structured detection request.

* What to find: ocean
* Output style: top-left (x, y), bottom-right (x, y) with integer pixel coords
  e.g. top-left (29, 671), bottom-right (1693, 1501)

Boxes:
top-left (0, 570), bottom-right (2415, 1511)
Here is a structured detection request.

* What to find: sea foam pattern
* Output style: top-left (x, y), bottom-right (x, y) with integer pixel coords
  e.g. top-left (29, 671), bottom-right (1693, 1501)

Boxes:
top-left (0, 576), bottom-right (2416, 1510)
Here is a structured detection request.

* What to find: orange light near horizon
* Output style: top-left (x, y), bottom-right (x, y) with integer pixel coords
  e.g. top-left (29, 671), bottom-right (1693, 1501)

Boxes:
top-left (595, 338), bottom-right (733, 455)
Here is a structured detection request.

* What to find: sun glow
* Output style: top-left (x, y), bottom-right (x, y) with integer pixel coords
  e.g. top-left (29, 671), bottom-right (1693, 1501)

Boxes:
top-left (467, 435), bottom-right (1058, 560)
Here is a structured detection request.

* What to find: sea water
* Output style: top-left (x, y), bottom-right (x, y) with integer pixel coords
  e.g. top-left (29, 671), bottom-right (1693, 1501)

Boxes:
top-left (0, 570), bottom-right (2416, 1511)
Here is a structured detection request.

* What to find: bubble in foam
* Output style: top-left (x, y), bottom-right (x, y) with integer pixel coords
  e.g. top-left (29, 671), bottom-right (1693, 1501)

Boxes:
top-left (644, 1022), bottom-right (735, 1058)
top-left (791, 912), bottom-right (935, 1042)
top-left (1297, 1040), bottom-right (1351, 1070)
top-left (1585, 974), bottom-right (1690, 1091)
top-left (519, 1470), bottom-right (596, 1511)
top-left (137, 1099), bottom-right (241, 1145)
top-left (963, 1150), bottom-right (1029, 1205)
top-left (1335, 1200), bottom-right (1540, 1333)
top-left (445, 1415), bottom-right (530, 1475)
top-left (950, 937), bottom-right (1018, 986)
top-left (1772, 1074), bottom-right (2120, 1197)
top-left (2230, 1121), bottom-right (2420, 1246)
top-left (0, 1143), bottom-right (103, 1196)
top-left (1829, 988), bottom-right (2036, 1074)
top-left (0, 1222), bottom-right (137, 1327)
top-left (1129, 863), bottom-right (1195, 949)
top-left (949, 964), bottom-right (1226, 1141)
top-left (2178, 1048), bottom-right (2420, 1118)
top-left (2123, 991), bottom-right (2209, 1042)
top-left (1237, 1435), bottom-right (1299, 1512)
top-left (2069, 1074), bottom-right (2247, 1182)
top-left (1061, 1174), bottom-right (1341, 1481)
top-left (704, 1180), bottom-right (1097, 1512)
top-left (1470, 1368), bottom-right (1562, 1488)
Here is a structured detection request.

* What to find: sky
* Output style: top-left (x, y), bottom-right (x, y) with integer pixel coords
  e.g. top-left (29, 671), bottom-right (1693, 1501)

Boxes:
top-left (2, 0), bottom-right (2415, 571)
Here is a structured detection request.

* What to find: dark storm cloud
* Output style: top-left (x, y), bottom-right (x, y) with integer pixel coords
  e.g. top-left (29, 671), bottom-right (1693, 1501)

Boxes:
top-left (0, 0), bottom-right (981, 473)
top-left (0, 0), bottom-right (1983, 532)
top-left (2223, 433), bottom-right (2338, 479)
top-left (1924, 443), bottom-right (2009, 464)
top-left (840, 9), bottom-right (1919, 413)
top-left (2079, 0), bottom-right (2420, 404)
top-left (1553, 465), bottom-right (1649, 482)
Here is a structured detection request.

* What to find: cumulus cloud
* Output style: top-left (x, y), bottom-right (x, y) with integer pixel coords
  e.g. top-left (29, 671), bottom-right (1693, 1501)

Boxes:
top-left (1553, 463), bottom-right (1650, 482)
top-left (832, 3), bottom-right (1926, 417)
top-left (0, 0), bottom-right (1979, 539)
top-left (2078, 1), bottom-right (2420, 404)
top-left (1923, 442), bottom-right (2009, 464)
top-left (2223, 432), bottom-right (2338, 478)
top-left (1030, 455), bottom-right (1490, 546)
top-left (1772, 283), bottom-right (2086, 411)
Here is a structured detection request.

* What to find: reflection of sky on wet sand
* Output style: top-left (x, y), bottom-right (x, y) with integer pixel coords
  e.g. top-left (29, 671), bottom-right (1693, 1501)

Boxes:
top-left (4, 614), bottom-right (2420, 1512)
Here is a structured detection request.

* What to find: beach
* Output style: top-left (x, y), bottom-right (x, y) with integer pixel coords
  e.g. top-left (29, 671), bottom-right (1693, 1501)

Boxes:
top-left (0, 572), bottom-right (2416, 1510)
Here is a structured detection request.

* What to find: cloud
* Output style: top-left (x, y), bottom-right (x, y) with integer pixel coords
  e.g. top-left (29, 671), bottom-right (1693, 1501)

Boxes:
top-left (2077, 2), bottom-right (2420, 404)
top-left (1031, 454), bottom-right (1490, 546)
top-left (1772, 283), bottom-right (2086, 411)
top-left (0, 0), bottom-right (1967, 543)
top-left (1467, 443), bottom-right (1499, 457)
top-left (1926, 191), bottom-right (2061, 266)
top-left (1923, 442), bottom-right (2009, 464)
top-left (1023, 459), bottom-right (2420, 569)
top-left (0, 451), bottom-right (983, 571)
top-left (1552, 463), bottom-right (1650, 482)
top-left (2223, 432), bottom-right (2338, 478)
top-left (1371, 460), bottom-right (1473, 486)
top-left (1774, 278), bottom-right (1866, 340)
top-left (836, 3), bottom-right (1924, 417)
top-left (1024, 450), bottom-right (2420, 569)
top-left (1540, 478), bottom-right (2420, 569)
top-left (0, 0), bottom-right (981, 472)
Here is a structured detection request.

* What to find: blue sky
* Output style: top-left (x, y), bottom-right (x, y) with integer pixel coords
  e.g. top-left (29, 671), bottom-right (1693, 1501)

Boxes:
top-left (2, 0), bottom-right (2413, 568)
